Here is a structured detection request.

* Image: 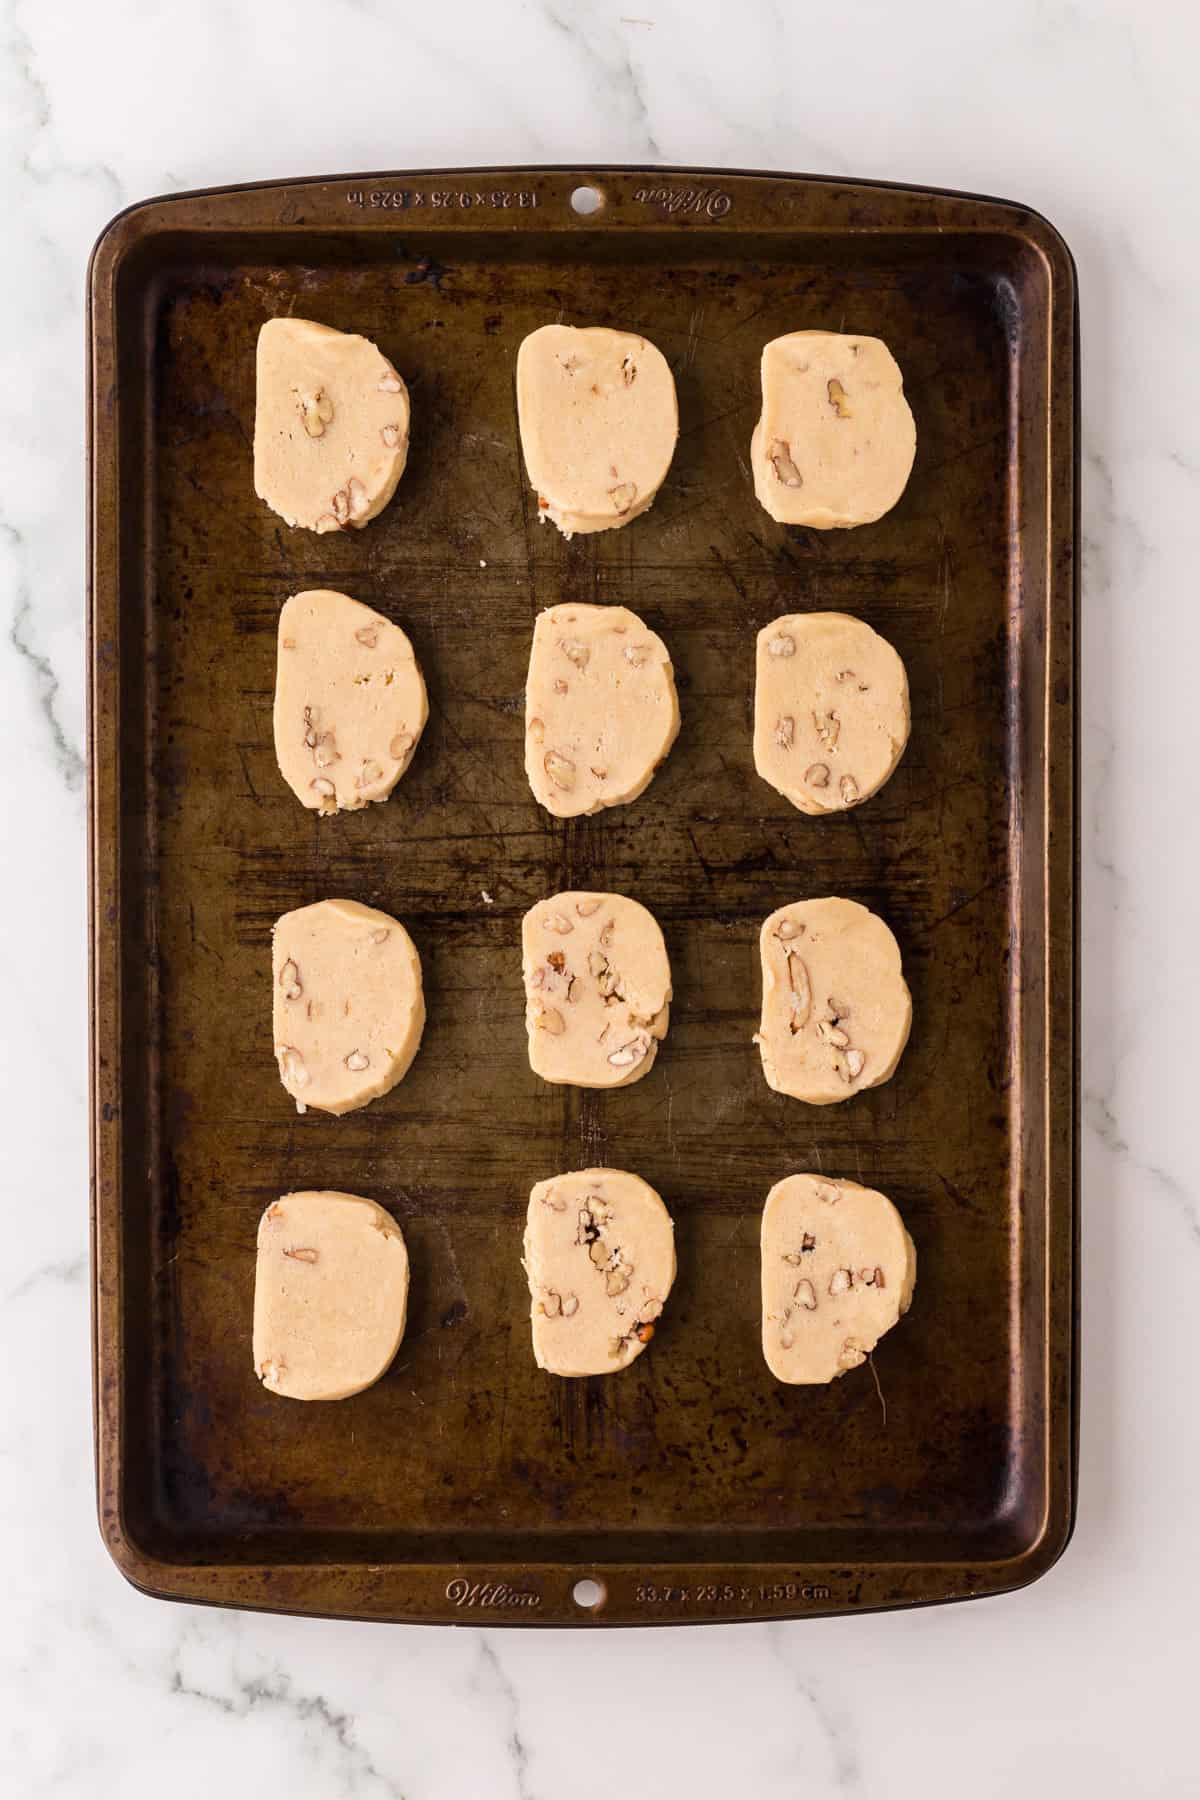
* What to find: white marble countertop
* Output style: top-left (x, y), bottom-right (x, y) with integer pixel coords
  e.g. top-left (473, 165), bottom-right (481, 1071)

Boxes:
top-left (3, 0), bottom-right (1196, 1792)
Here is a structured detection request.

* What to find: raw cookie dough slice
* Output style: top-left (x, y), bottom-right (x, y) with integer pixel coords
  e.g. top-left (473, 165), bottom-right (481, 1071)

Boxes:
top-left (516, 324), bottom-right (678, 537)
top-left (524, 1168), bottom-right (675, 1375)
top-left (253, 1190), bottom-right (409, 1400)
top-left (756, 897), bottom-right (910, 1105)
top-left (275, 589), bottom-right (428, 814)
top-left (525, 603), bottom-right (680, 817)
top-left (253, 316), bottom-right (410, 533)
top-left (754, 612), bottom-right (909, 814)
top-left (751, 331), bottom-right (916, 528)
top-left (273, 898), bottom-right (425, 1115)
top-left (761, 1174), bottom-right (916, 1383)
top-left (522, 892), bottom-right (671, 1089)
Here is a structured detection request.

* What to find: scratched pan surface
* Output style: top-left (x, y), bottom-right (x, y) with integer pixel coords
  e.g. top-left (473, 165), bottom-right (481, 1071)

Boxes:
top-left (88, 168), bottom-right (1077, 1625)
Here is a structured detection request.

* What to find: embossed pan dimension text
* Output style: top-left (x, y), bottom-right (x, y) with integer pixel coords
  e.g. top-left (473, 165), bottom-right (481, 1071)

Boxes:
top-left (88, 167), bottom-right (1078, 1626)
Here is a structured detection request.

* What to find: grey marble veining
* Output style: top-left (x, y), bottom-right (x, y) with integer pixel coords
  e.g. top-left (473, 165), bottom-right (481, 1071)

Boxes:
top-left (1, 0), bottom-right (1197, 1793)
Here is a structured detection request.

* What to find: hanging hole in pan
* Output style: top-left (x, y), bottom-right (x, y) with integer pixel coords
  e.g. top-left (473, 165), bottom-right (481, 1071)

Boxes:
top-left (570, 185), bottom-right (604, 217)
top-left (572, 1577), bottom-right (606, 1611)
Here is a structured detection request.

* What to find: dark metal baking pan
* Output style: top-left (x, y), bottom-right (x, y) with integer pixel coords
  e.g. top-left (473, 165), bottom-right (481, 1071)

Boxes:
top-left (88, 166), bottom-right (1077, 1624)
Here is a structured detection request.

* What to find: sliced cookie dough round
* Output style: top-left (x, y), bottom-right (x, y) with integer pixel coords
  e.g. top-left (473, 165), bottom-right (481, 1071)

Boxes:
top-left (525, 603), bottom-right (680, 817)
top-left (253, 316), bottom-right (410, 534)
top-left (522, 892), bottom-right (671, 1089)
top-left (751, 331), bottom-right (915, 528)
top-left (516, 324), bottom-right (678, 538)
top-left (761, 1174), bottom-right (915, 1383)
top-left (273, 898), bottom-right (425, 1115)
top-left (524, 1168), bottom-right (675, 1376)
top-left (253, 1190), bottom-right (409, 1400)
top-left (756, 897), bottom-right (910, 1105)
top-left (275, 589), bottom-right (428, 815)
top-left (754, 612), bottom-right (909, 814)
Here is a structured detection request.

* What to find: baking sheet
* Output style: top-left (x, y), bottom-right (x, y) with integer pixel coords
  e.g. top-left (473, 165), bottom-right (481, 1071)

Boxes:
top-left (88, 167), bottom-right (1077, 1624)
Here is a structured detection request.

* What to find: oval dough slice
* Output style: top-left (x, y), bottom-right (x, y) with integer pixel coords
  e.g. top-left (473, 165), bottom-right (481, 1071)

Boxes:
top-left (516, 324), bottom-right (678, 537)
top-left (273, 898), bottom-right (425, 1115)
top-left (522, 892), bottom-right (671, 1089)
top-left (525, 603), bottom-right (680, 817)
top-left (761, 1174), bottom-right (916, 1383)
top-left (751, 331), bottom-right (915, 528)
top-left (754, 612), bottom-right (909, 814)
top-left (253, 317), bottom-right (410, 533)
top-left (274, 589), bottom-right (428, 814)
top-left (756, 897), bottom-right (910, 1104)
top-left (524, 1168), bottom-right (675, 1375)
top-left (253, 1190), bottom-right (409, 1400)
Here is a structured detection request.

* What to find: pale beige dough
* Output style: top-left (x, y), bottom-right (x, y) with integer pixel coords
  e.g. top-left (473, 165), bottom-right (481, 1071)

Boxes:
top-left (253, 317), bottom-right (410, 533)
top-left (756, 897), bottom-right (911, 1105)
top-left (525, 603), bottom-right (679, 817)
top-left (524, 1168), bottom-right (676, 1376)
top-left (273, 898), bottom-right (425, 1115)
top-left (761, 1174), bottom-right (915, 1383)
top-left (253, 1190), bottom-right (409, 1400)
top-left (274, 589), bottom-right (427, 814)
top-left (754, 612), bottom-right (909, 814)
top-left (751, 331), bottom-right (916, 528)
top-left (516, 324), bottom-right (678, 537)
top-left (522, 892), bottom-right (671, 1089)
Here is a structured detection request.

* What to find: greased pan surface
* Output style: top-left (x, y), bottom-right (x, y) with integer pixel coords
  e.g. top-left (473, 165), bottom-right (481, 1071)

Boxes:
top-left (88, 168), bottom-right (1077, 1624)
